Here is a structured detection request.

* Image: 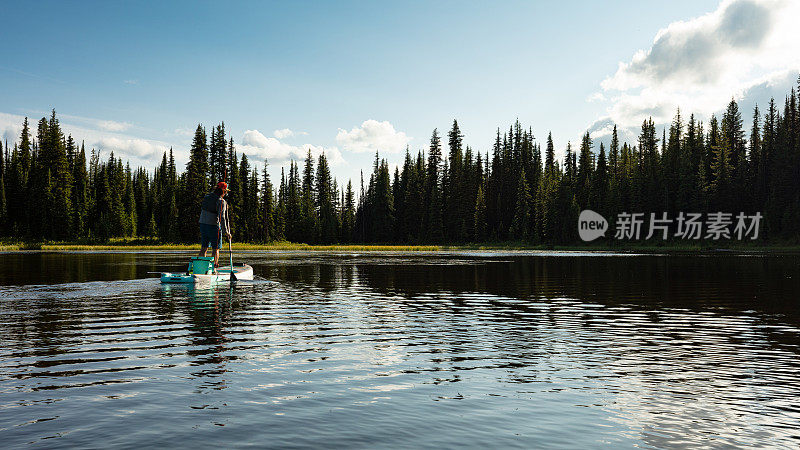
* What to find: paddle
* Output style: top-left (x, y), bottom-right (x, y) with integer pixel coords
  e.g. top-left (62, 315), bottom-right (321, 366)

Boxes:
top-left (228, 237), bottom-right (237, 281)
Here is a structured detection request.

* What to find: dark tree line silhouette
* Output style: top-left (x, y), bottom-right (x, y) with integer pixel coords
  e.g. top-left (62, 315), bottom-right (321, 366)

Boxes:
top-left (1, 78), bottom-right (799, 244)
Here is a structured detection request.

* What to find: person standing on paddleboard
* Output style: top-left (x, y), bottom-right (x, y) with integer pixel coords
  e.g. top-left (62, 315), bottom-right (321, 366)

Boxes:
top-left (198, 181), bottom-right (232, 269)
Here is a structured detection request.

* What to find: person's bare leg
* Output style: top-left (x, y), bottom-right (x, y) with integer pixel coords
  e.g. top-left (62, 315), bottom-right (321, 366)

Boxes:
top-left (199, 246), bottom-right (208, 257)
top-left (213, 248), bottom-right (220, 269)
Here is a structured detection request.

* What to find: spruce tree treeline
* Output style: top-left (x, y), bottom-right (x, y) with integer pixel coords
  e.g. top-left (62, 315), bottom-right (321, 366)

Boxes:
top-left (2, 81), bottom-right (800, 244)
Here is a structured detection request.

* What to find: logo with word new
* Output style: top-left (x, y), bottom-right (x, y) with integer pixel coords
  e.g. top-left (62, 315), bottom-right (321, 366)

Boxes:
top-left (578, 210), bottom-right (608, 241)
top-left (578, 210), bottom-right (763, 242)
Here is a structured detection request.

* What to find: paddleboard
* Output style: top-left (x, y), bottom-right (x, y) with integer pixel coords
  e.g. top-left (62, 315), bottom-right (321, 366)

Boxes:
top-left (160, 263), bottom-right (254, 284)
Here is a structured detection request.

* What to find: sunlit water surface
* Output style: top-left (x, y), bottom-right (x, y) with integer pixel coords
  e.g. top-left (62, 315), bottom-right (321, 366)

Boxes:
top-left (1, 251), bottom-right (799, 448)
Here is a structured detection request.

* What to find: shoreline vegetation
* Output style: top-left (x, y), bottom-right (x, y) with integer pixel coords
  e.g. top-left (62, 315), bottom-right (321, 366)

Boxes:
top-left (1, 239), bottom-right (798, 253)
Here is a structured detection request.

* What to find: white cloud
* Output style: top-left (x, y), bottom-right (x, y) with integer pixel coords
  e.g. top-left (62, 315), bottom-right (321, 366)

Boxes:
top-left (273, 128), bottom-right (294, 139)
top-left (0, 113), bottom-right (24, 145)
top-left (94, 136), bottom-right (168, 159)
top-left (242, 129), bottom-right (272, 148)
top-left (595, 0), bottom-right (800, 130)
top-left (587, 92), bottom-right (605, 103)
top-left (586, 116), bottom-right (638, 149)
top-left (238, 129), bottom-right (345, 166)
top-left (124, 79), bottom-right (138, 85)
top-left (587, 118), bottom-right (616, 140)
top-left (39, 112), bottom-right (137, 134)
top-left (336, 119), bottom-right (411, 154)
top-left (97, 120), bottom-right (132, 132)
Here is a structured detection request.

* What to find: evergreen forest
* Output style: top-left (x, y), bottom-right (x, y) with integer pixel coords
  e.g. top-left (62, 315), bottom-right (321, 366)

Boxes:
top-left (1, 79), bottom-right (799, 245)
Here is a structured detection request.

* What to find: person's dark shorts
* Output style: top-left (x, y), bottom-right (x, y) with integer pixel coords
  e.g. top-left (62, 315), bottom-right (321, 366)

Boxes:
top-left (200, 223), bottom-right (221, 249)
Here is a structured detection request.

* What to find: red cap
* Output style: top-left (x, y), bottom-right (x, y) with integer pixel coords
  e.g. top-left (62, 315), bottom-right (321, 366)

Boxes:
top-left (216, 181), bottom-right (228, 190)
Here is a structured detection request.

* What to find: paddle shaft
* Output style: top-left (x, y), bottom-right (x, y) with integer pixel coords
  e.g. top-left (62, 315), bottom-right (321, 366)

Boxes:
top-left (229, 238), bottom-right (237, 281)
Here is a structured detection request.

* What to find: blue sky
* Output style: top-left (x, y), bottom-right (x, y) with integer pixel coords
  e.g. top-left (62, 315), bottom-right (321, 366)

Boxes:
top-left (2, 0), bottom-right (798, 185)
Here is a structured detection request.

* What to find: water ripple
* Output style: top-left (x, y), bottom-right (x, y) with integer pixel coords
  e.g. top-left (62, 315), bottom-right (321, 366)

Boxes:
top-left (0, 253), bottom-right (799, 447)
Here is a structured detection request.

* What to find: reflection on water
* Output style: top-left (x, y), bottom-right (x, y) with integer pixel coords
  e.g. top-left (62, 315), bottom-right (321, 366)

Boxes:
top-left (0, 251), bottom-right (799, 447)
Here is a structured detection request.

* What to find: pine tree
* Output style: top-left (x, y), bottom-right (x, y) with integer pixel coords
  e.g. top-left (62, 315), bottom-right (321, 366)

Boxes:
top-left (316, 153), bottom-right (338, 243)
top-left (721, 99), bottom-right (747, 210)
top-left (590, 142), bottom-right (608, 215)
top-left (577, 131), bottom-right (593, 208)
top-left (487, 129), bottom-right (502, 239)
top-left (287, 161), bottom-right (301, 241)
top-left (474, 184), bottom-right (487, 241)
top-left (341, 179), bottom-right (355, 241)
top-left (154, 149), bottom-right (179, 241)
top-left (108, 155), bottom-right (128, 237)
top-left (371, 158), bottom-right (394, 242)
top-left (236, 155), bottom-right (261, 242)
top-left (249, 166), bottom-right (261, 241)
top-left (472, 150), bottom-right (485, 241)
top-left (637, 117), bottom-right (660, 212)
top-left (609, 125), bottom-right (620, 179)
top-left (226, 138), bottom-right (240, 239)
top-left (180, 125), bottom-right (209, 241)
top-left (237, 155), bottom-right (251, 241)
top-left (723, 99), bottom-right (746, 175)
top-left (46, 111), bottom-right (73, 239)
top-left (71, 144), bottom-right (89, 236)
top-left (209, 122), bottom-right (227, 184)
top-left (261, 162), bottom-right (275, 242)
top-left (42, 168), bottom-right (55, 238)
top-left (679, 114), bottom-right (701, 212)
top-left (133, 167), bottom-right (150, 237)
top-left (145, 212), bottom-right (158, 238)
top-left (93, 156), bottom-right (113, 240)
top-left (9, 119), bottom-right (32, 235)
top-left (761, 99), bottom-right (777, 224)
top-left (712, 111), bottom-right (736, 212)
top-left (536, 156), bottom-right (559, 243)
top-left (663, 109), bottom-right (683, 214)
top-left (749, 105), bottom-right (763, 208)
top-left (124, 163), bottom-right (137, 236)
top-left (766, 94), bottom-right (797, 235)
top-left (509, 168), bottom-right (532, 241)
top-left (425, 129), bottom-right (444, 242)
top-left (65, 135), bottom-right (75, 173)
top-left (27, 117), bottom-right (51, 238)
top-left (300, 150), bottom-right (317, 242)
top-left (528, 138), bottom-right (542, 238)
top-left (700, 114), bottom-right (720, 210)
top-left (395, 149), bottom-right (412, 241)
top-left (446, 119), bottom-right (465, 241)
top-left (499, 130), bottom-right (516, 236)
top-left (276, 168), bottom-right (287, 241)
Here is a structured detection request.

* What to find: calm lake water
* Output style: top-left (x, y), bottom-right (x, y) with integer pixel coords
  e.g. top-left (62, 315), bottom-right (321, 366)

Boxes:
top-left (1, 251), bottom-right (799, 448)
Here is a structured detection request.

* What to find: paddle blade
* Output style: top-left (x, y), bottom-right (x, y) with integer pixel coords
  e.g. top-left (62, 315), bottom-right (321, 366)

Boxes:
top-left (229, 239), bottom-right (236, 281)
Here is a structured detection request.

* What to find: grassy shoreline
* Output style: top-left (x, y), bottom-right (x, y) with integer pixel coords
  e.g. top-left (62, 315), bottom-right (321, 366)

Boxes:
top-left (1, 239), bottom-right (799, 253)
